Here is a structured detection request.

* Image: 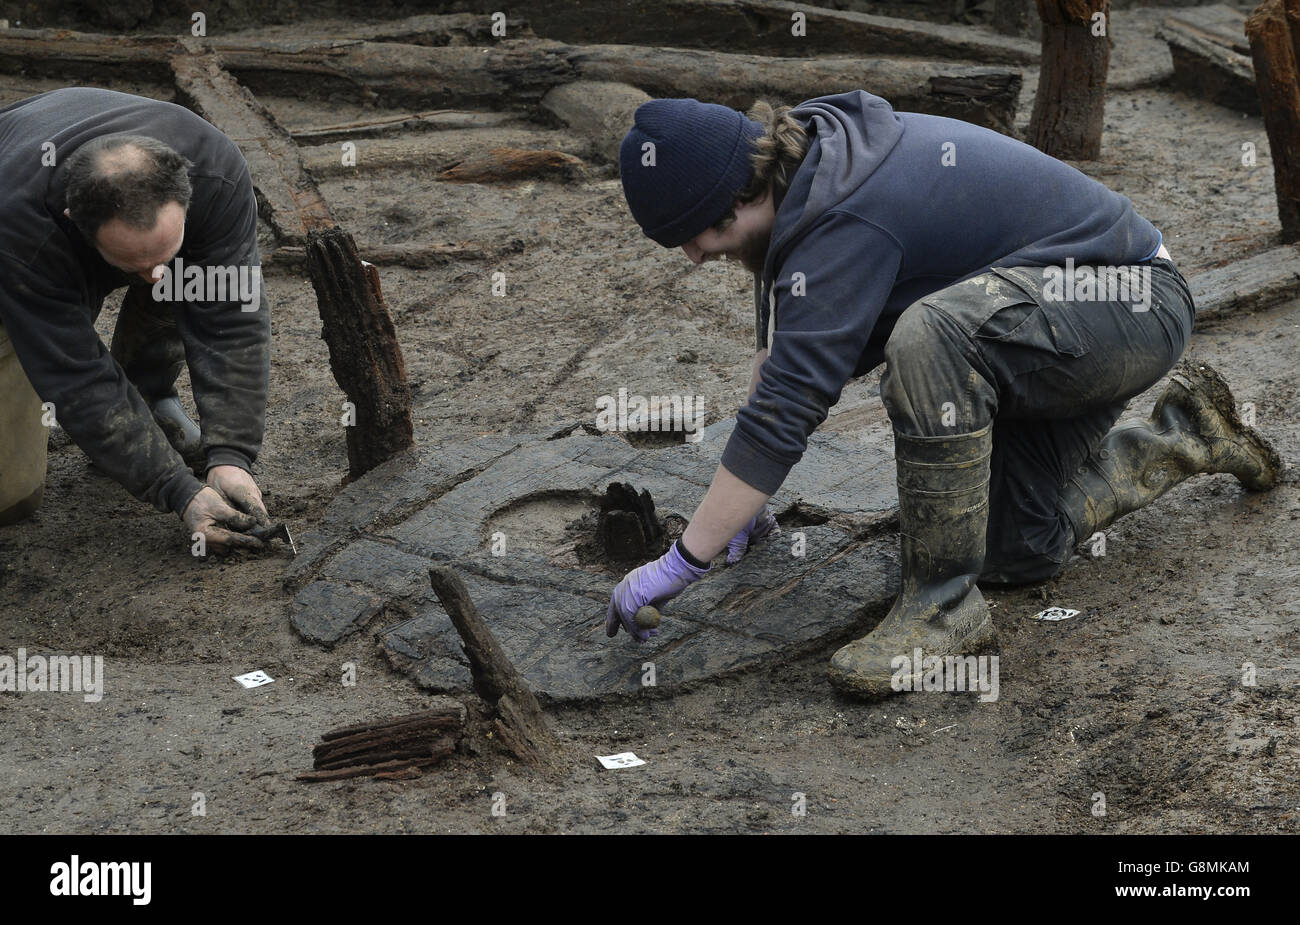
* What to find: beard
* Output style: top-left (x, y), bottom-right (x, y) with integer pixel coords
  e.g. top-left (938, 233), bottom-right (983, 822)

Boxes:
top-left (730, 226), bottom-right (771, 275)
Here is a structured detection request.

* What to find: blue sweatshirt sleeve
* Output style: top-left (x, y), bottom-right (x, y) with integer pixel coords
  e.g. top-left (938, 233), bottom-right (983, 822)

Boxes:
top-left (721, 213), bottom-right (903, 494)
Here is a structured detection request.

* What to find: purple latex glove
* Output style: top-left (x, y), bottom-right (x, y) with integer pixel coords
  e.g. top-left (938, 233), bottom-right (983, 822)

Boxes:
top-left (606, 541), bottom-right (710, 642)
top-left (726, 506), bottom-right (781, 564)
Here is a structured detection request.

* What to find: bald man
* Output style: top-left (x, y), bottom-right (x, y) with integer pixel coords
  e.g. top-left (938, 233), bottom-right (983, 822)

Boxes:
top-left (0, 87), bottom-right (271, 551)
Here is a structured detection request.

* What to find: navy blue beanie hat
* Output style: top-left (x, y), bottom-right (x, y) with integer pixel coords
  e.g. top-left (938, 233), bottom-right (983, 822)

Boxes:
top-left (619, 98), bottom-right (764, 248)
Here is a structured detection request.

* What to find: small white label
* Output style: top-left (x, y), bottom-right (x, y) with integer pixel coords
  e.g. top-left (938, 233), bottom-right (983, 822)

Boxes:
top-left (234, 670), bottom-right (275, 688)
top-left (1031, 607), bottom-right (1080, 622)
top-left (596, 752), bottom-right (645, 770)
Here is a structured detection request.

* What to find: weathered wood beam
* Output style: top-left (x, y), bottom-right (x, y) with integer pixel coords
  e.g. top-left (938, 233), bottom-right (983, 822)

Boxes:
top-left (1189, 245), bottom-right (1300, 321)
top-left (491, 0), bottom-right (1039, 64)
top-left (305, 228), bottom-right (415, 478)
top-left (1246, 0), bottom-right (1300, 241)
top-left (298, 128), bottom-right (589, 176)
top-left (568, 45), bottom-right (1023, 133)
top-left (1157, 6), bottom-right (1258, 114)
top-left (0, 28), bottom-right (1023, 132)
top-left (170, 46), bottom-right (336, 244)
top-left (428, 565), bottom-right (558, 769)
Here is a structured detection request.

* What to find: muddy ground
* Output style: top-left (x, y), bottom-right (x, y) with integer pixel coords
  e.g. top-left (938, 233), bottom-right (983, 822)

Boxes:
top-left (1, 6), bottom-right (1298, 834)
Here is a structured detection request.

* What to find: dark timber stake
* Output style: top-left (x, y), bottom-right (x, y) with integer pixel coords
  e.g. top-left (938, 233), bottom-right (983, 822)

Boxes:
top-left (305, 229), bottom-right (415, 478)
top-left (1029, 0), bottom-right (1111, 159)
top-left (1246, 0), bottom-right (1300, 241)
top-left (428, 565), bottom-right (558, 768)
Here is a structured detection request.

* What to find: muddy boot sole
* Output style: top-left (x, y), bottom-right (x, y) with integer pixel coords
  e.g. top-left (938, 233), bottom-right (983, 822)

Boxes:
top-left (1161, 360), bottom-right (1283, 491)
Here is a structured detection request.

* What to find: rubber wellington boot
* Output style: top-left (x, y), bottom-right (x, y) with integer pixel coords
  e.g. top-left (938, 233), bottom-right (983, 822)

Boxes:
top-left (1060, 359), bottom-right (1283, 545)
top-left (110, 289), bottom-right (204, 468)
top-left (828, 424), bottom-right (997, 699)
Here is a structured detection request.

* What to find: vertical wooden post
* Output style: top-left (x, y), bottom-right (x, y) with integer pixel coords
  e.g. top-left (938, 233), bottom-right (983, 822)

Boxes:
top-left (1029, 0), bottom-right (1111, 159)
top-left (1246, 0), bottom-right (1300, 241)
top-left (305, 228), bottom-right (415, 477)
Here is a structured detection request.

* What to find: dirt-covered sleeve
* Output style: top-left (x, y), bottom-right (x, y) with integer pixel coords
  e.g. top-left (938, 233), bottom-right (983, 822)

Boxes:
top-left (167, 163), bottom-right (270, 475)
top-left (0, 253), bottom-right (205, 515)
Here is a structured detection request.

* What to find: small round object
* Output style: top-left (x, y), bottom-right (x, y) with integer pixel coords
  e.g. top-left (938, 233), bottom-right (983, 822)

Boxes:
top-left (634, 605), bottom-right (661, 630)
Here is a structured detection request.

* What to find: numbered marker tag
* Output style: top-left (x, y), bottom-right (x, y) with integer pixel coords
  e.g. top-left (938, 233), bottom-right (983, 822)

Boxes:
top-left (1031, 607), bottom-right (1080, 622)
top-left (596, 752), bottom-right (646, 770)
top-left (234, 670), bottom-right (275, 688)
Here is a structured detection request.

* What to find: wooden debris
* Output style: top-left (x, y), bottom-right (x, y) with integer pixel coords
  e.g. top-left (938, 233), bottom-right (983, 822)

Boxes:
top-left (542, 80), bottom-right (651, 163)
top-left (438, 147), bottom-right (586, 183)
top-left (1246, 0), bottom-right (1300, 241)
top-left (287, 109), bottom-right (520, 145)
top-left (1190, 245), bottom-right (1300, 320)
top-left (297, 704), bottom-right (465, 782)
top-left (428, 565), bottom-right (558, 769)
top-left (1157, 5), bottom-right (1258, 114)
top-left (510, 0), bottom-right (1039, 64)
top-left (305, 228), bottom-right (415, 478)
top-left (171, 46), bottom-right (336, 244)
top-left (1029, 0), bottom-right (1111, 160)
top-left (267, 240), bottom-right (520, 270)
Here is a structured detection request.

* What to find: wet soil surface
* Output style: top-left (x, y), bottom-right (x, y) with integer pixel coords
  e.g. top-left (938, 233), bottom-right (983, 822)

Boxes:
top-left (1, 6), bottom-right (1297, 832)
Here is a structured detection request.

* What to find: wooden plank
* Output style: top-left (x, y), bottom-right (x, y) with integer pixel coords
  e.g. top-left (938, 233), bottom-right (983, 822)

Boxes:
top-left (1166, 5), bottom-right (1253, 55)
top-left (503, 0), bottom-right (1039, 64)
top-left (298, 128), bottom-right (589, 176)
top-left (568, 45), bottom-right (1023, 134)
top-left (1158, 7), bottom-right (1258, 114)
top-left (170, 47), bottom-right (336, 244)
top-left (1189, 245), bottom-right (1300, 320)
top-left (0, 27), bottom-right (1023, 132)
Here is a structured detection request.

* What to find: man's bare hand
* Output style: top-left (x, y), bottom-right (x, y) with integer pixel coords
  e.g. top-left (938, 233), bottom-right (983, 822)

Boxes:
top-left (181, 485), bottom-right (264, 553)
top-left (206, 465), bottom-right (270, 526)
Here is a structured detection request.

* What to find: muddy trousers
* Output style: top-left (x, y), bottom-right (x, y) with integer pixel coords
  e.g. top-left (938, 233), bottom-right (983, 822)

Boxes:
top-left (109, 286), bottom-right (187, 404)
top-left (879, 258), bottom-right (1196, 584)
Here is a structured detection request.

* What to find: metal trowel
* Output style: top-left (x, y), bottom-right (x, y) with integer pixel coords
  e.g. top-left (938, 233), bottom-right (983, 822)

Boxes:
top-left (249, 522), bottom-right (297, 555)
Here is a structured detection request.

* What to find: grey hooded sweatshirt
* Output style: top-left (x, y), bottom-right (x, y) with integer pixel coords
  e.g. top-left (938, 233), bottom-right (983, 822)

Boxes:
top-left (719, 90), bottom-right (1162, 495)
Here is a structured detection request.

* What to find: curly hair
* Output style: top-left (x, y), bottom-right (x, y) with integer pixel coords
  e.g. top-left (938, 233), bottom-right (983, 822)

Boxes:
top-left (712, 100), bottom-right (810, 231)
